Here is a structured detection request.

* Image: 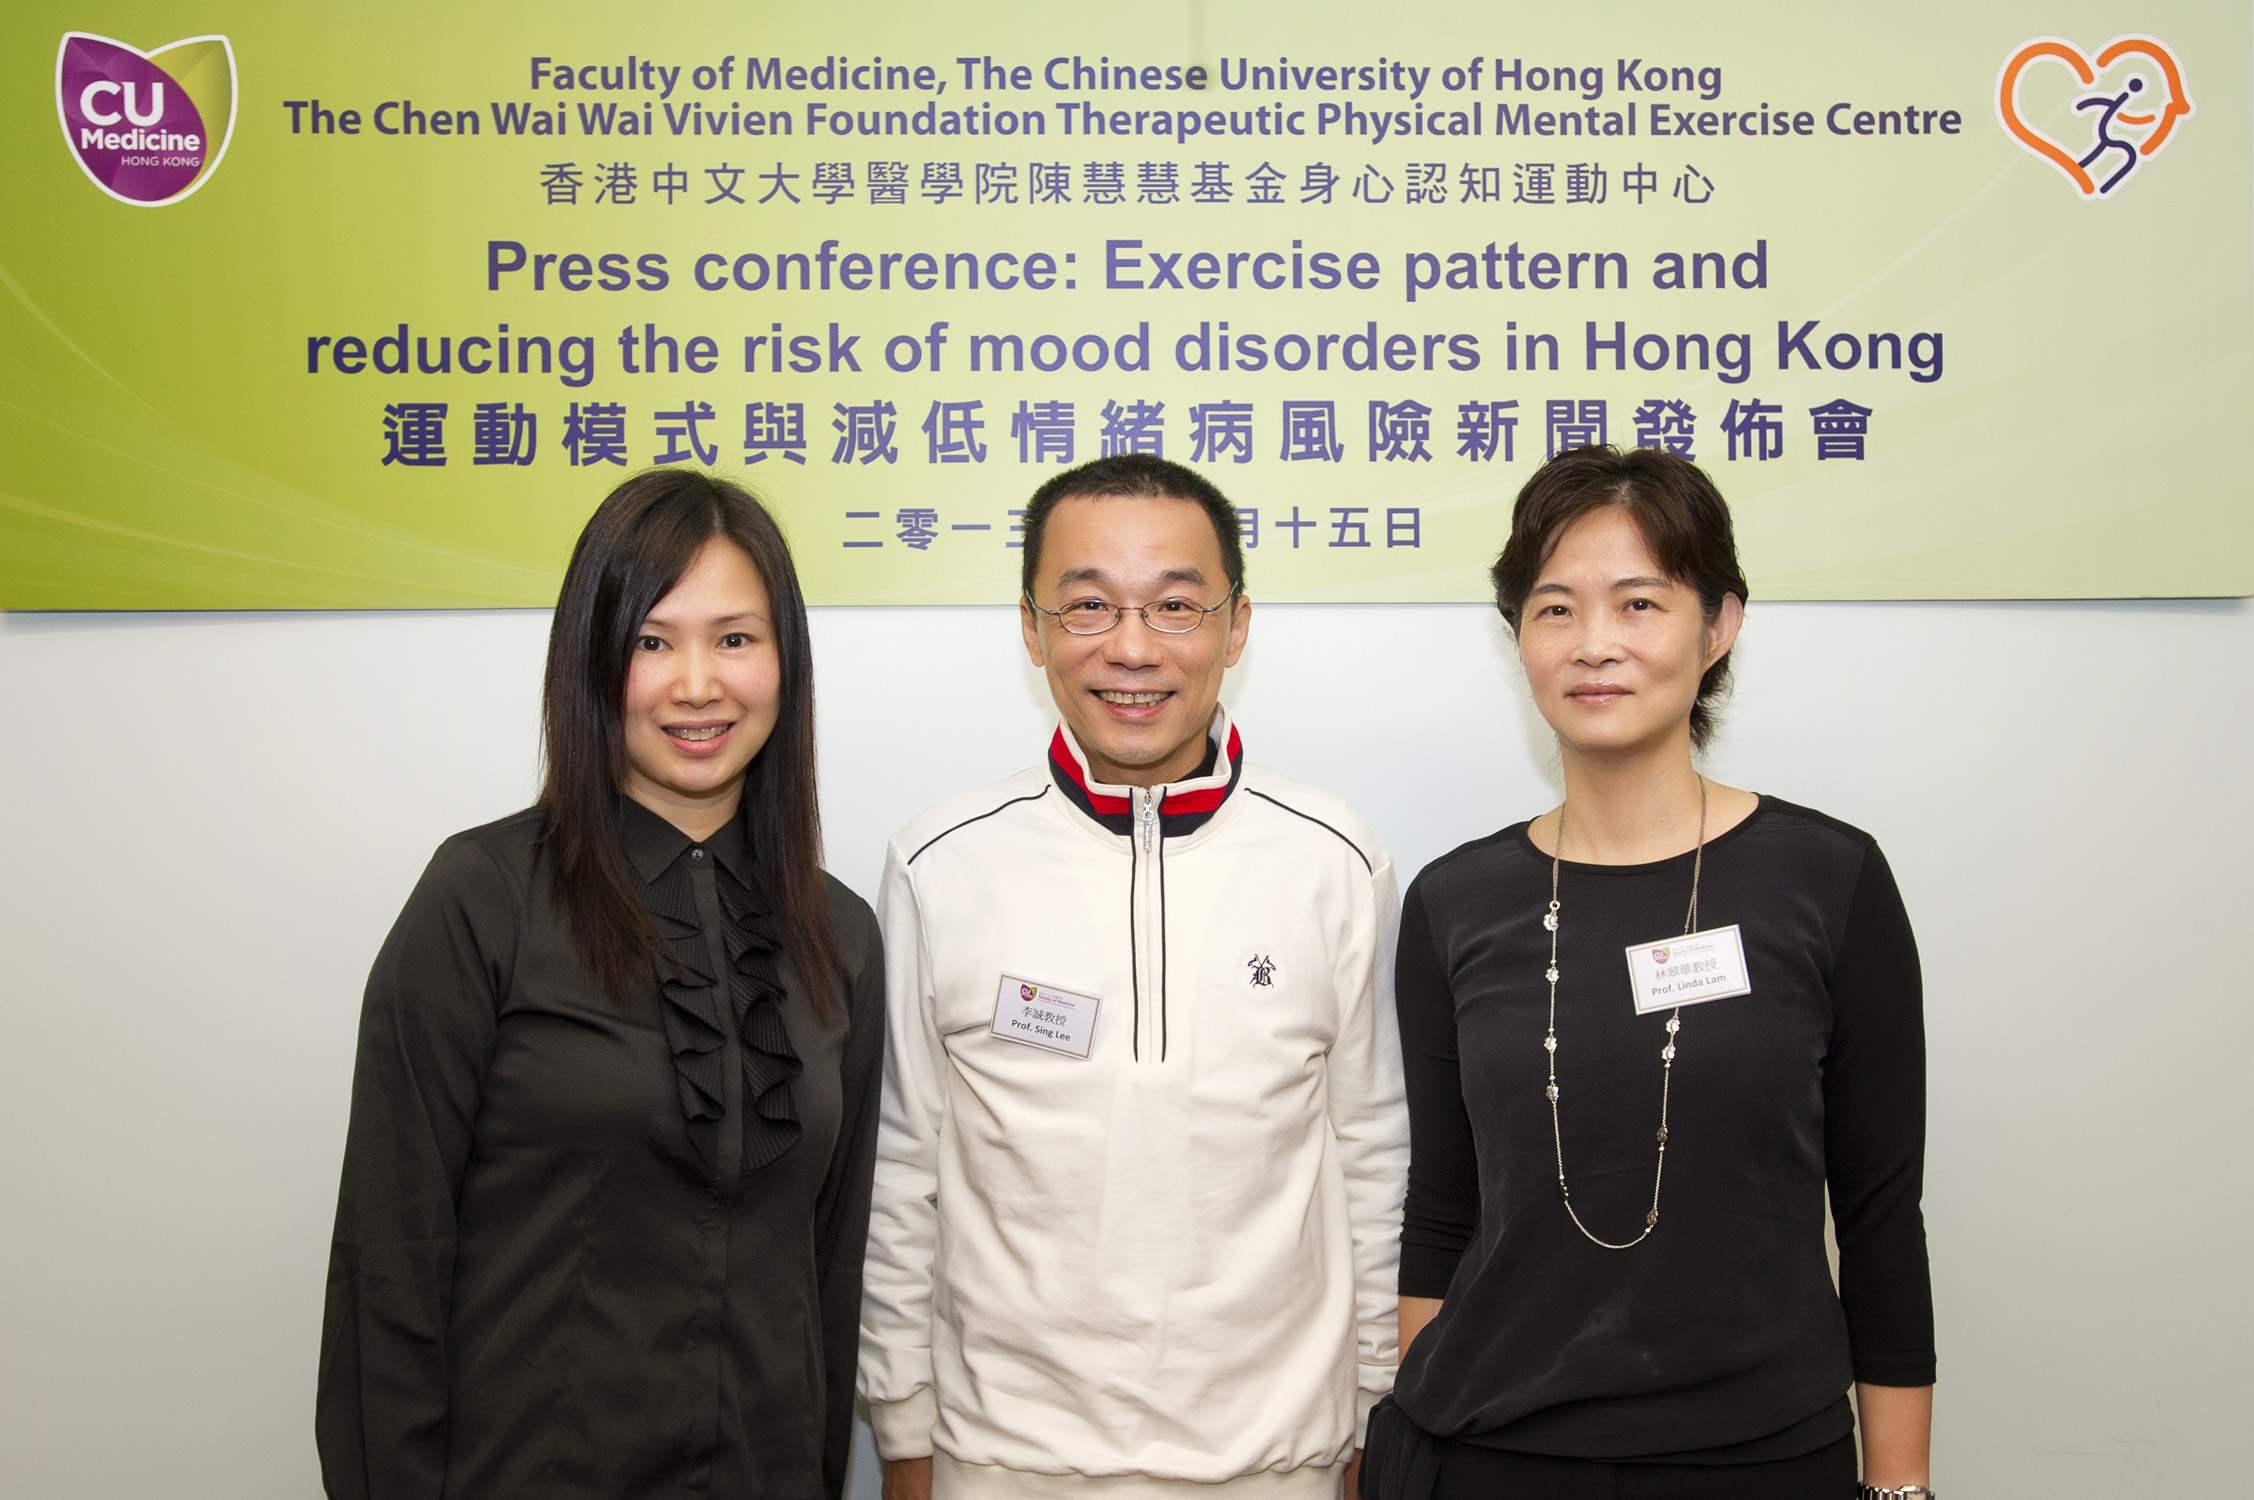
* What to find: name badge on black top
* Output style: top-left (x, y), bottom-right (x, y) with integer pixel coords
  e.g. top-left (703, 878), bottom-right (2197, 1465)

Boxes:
top-left (1624, 925), bottom-right (1752, 1014)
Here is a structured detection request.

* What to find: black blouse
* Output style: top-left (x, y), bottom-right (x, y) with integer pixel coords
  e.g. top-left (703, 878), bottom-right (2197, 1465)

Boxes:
top-left (1393, 798), bottom-right (1933, 1462)
top-left (318, 800), bottom-right (885, 1500)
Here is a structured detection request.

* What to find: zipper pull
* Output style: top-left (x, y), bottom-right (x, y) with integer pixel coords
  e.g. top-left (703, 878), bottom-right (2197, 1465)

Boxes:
top-left (1141, 788), bottom-right (1159, 851)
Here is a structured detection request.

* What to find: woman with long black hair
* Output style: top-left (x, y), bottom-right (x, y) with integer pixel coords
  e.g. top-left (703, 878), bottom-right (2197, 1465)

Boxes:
top-left (1370, 447), bottom-right (1935, 1500)
top-left (319, 470), bottom-right (884, 1500)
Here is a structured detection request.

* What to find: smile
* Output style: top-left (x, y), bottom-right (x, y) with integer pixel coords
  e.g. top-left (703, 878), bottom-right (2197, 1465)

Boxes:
top-left (1096, 690), bottom-right (1171, 706)
top-left (665, 724), bottom-right (732, 741)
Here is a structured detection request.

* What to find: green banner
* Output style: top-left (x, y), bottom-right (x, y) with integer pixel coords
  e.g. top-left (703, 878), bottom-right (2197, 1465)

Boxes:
top-left (4, 0), bottom-right (2248, 607)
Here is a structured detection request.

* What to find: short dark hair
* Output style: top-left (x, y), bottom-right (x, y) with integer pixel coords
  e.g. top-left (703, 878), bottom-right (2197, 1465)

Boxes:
top-left (1018, 454), bottom-right (1245, 601)
top-left (1489, 445), bottom-right (1750, 750)
top-left (540, 468), bottom-right (839, 1019)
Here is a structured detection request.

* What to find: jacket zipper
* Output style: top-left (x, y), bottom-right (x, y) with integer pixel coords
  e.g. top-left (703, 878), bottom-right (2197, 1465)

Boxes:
top-left (1130, 786), bottom-right (1166, 1063)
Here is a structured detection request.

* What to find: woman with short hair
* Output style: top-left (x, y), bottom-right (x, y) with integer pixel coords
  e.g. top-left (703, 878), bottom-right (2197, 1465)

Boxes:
top-left (1369, 447), bottom-right (1935, 1500)
top-left (319, 469), bottom-right (884, 1500)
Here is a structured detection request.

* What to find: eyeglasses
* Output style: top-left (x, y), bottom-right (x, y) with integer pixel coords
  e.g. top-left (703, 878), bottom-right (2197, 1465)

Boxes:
top-left (1026, 586), bottom-right (1239, 636)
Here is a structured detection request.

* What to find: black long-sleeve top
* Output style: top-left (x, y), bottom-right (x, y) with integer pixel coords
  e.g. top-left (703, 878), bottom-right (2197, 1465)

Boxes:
top-left (1393, 797), bottom-right (1932, 1462)
top-left (318, 800), bottom-right (885, 1500)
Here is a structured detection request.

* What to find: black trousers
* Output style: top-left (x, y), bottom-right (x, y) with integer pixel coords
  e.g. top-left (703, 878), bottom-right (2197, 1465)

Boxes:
top-left (1430, 1433), bottom-right (1858, 1499)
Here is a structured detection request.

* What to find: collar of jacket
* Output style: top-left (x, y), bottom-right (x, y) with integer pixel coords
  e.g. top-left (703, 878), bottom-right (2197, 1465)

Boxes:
top-left (1047, 705), bottom-right (1244, 839)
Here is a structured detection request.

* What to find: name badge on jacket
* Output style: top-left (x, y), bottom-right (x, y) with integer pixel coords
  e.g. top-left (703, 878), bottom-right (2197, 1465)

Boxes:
top-left (991, 975), bottom-right (1100, 1057)
top-left (1623, 925), bottom-right (1753, 1014)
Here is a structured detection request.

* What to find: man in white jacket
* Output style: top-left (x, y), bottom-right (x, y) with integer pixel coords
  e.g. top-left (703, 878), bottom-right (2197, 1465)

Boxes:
top-left (861, 454), bottom-right (1408, 1499)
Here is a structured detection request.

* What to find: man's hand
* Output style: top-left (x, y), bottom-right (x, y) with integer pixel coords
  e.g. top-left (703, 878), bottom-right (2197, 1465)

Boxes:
top-left (1342, 1447), bottom-right (1363, 1497)
top-left (880, 1456), bottom-right (932, 1500)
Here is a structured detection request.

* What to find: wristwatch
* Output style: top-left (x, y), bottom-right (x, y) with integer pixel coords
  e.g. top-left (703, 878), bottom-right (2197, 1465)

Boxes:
top-left (1856, 1487), bottom-right (1936, 1500)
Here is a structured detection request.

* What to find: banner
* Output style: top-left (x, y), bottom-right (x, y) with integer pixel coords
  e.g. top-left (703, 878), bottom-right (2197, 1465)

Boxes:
top-left (3, 1), bottom-right (2247, 608)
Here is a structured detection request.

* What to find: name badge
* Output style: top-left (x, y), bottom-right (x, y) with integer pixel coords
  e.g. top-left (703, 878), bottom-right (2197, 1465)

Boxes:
top-left (1623, 925), bottom-right (1753, 1015)
top-left (991, 974), bottom-right (1101, 1058)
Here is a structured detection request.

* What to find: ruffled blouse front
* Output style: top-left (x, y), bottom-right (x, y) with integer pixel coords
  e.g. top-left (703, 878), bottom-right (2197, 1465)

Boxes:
top-left (638, 805), bottom-right (805, 1174)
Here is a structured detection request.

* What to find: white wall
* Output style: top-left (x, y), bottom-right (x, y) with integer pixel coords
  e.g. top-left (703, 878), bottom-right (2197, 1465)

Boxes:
top-left (1, 598), bottom-right (2247, 1498)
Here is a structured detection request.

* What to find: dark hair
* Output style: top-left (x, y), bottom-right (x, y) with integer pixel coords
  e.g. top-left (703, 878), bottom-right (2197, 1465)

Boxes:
top-left (1019, 453), bottom-right (1245, 601)
top-left (538, 469), bottom-right (839, 1020)
top-left (1489, 445), bottom-right (1749, 750)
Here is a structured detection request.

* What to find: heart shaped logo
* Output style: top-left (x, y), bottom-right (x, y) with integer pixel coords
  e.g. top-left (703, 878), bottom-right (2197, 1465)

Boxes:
top-left (1997, 35), bottom-right (2192, 198)
top-left (55, 32), bottom-right (237, 207)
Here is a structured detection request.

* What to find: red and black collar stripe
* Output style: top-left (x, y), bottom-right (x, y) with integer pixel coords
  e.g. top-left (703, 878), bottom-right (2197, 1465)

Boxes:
top-left (1048, 713), bottom-right (1244, 839)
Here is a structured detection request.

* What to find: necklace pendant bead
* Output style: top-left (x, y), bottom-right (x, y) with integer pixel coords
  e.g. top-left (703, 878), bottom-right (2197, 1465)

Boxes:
top-left (1661, 1043), bottom-right (1676, 1061)
top-left (1645, 1210), bottom-right (1659, 1228)
top-left (1543, 1035), bottom-right (1557, 1052)
top-left (1543, 911), bottom-right (1558, 931)
top-left (1544, 965), bottom-right (1560, 983)
top-left (1665, 1017), bottom-right (1680, 1034)
top-left (1546, 1084), bottom-right (1559, 1101)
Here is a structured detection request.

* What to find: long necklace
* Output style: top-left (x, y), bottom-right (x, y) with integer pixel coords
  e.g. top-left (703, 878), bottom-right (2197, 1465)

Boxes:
top-left (1542, 776), bottom-right (1707, 1250)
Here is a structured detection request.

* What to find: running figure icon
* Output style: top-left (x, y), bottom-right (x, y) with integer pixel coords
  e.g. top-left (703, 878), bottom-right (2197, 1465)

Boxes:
top-left (2075, 75), bottom-right (2145, 195)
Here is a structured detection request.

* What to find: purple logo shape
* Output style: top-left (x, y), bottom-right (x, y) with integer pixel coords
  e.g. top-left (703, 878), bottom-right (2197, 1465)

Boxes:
top-left (57, 32), bottom-right (236, 206)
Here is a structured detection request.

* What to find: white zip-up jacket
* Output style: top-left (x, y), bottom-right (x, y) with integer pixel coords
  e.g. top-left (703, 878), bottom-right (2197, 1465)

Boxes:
top-left (860, 709), bottom-right (1408, 1496)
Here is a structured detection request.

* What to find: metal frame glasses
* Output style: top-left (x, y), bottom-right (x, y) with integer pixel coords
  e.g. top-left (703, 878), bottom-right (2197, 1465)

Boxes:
top-left (1025, 585), bottom-right (1240, 636)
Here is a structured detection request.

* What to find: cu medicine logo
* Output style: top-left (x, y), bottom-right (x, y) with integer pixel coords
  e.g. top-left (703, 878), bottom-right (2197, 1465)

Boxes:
top-left (56, 31), bottom-right (237, 207)
top-left (1998, 34), bottom-right (2191, 198)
